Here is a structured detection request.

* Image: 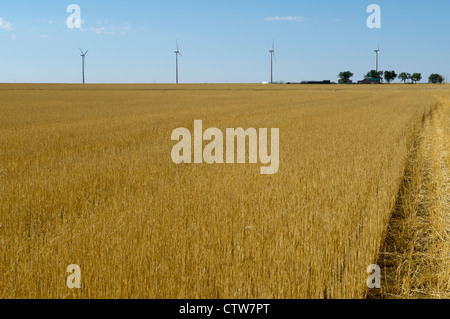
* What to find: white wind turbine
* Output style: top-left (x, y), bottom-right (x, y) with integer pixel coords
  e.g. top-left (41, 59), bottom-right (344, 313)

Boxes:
top-left (174, 41), bottom-right (182, 84)
top-left (269, 39), bottom-right (276, 84)
top-left (79, 48), bottom-right (89, 84)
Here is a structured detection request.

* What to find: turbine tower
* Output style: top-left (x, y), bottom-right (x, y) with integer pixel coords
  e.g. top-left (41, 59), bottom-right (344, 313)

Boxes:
top-left (269, 39), bottom-right (276, 84)
top-left (174, 41), bottom-right (182, 84)
top-left (79, 48), bottom-right (89, 84)
top-left (374, 44), bottom-right (380, 74)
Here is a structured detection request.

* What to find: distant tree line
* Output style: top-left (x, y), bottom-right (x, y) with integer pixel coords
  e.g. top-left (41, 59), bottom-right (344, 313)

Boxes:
top-left (398, 72), bottom-right (422, 84)
top-left (338, 71), bottom-right (445, 84)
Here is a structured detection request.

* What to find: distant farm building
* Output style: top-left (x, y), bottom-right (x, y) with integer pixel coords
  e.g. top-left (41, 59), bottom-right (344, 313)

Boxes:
top-left (301, 80), bottom-right (332, 85)
top-left (338, 79), bottom-right (353, 84)
top-left (358, 78), bottom-right (381, 84)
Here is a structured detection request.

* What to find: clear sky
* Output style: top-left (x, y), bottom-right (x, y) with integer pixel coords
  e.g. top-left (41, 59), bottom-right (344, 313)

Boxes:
top-left (0, 0), bottom-right (449, 83)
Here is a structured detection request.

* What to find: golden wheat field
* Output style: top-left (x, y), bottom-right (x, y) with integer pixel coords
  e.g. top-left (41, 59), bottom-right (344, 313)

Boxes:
top-left (0, 83), bottom-right (448, 299)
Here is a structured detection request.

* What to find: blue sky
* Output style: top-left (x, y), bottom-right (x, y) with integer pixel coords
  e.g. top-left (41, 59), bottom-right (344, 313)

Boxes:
top-left (0, 0), bottom-right (449, 83)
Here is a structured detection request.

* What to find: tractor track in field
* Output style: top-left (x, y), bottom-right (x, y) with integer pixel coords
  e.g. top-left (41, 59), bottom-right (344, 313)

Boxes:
top-left (368, 97), bottom-right (450, 299)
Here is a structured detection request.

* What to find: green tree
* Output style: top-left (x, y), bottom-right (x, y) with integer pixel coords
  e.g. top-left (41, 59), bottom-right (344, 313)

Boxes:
top-left (383, 71), bottom-right (397, 84)
top-left (411, 73), bottom-right (422, 84)
top-left (406, 73), bottom-right (412, 83)
top-left (338, 71), bottom-right (354, 83)
top-left (399, 72), bottom-right (409, 83)
top-left (428, 73), bottom-right (444, 84)
top-left (365, 70), bottom-right (383, 80)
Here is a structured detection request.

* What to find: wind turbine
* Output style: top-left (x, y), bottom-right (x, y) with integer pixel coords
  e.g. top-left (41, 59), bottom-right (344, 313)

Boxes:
top-left (374, 44), bottom-right (380, 74)
top-left (174, 41), bottom-right (182, 84)
top-left (269, 39), bottom-right (276, 84)
top-left (79, 48), bottom-right (89, 84)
